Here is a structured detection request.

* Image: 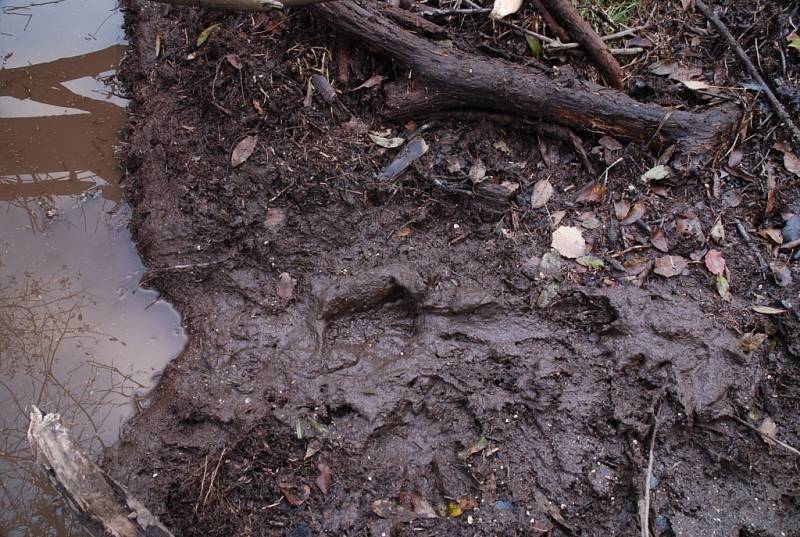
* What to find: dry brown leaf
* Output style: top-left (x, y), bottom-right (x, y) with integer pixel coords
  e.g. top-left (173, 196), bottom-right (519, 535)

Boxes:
top-left (575, 182), bottom-right (607, 204)
top-left (620, 202), bottom-right (646, 226)
top-left (775, 144), bottom-right (800, 177)
top-left (740, 333), bottom-right (767, 353)
top-left (650, 230), bottom-right (669, 252)
top-left (279, 482), bottom-right (310, 506)
top-left (530, 179), bottom-right (554, 209)
top-left (751, 305), bottom-right (787, 315)
top-left (224, 53), bottom-right (242, 70)
top-left (654, 255), bottom-right (688, 278)
top-left (710, 220), bottom-right (725, 243)
top-left (759, 228), bottom-right (783, 244)
top-left (231, 135), bottom-right (258, 167)
top-left (704, 249), bottom-right (726, 275)
top-left (372, 500), bottom-right (417, 523)
top-left (551, 226), bottom-right (587, 259)
top-left (614, 200), bottom-right (631, 221)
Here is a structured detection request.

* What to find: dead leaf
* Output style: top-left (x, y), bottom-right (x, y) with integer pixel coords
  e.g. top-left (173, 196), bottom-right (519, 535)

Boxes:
top-left (641, 165), bottom-right (671, 182)
top-left (469, 159), bottom-right (487, 184)
top-left (231, 135), bottom-right (258, 167)
top-left (751, 305), bottom-right (787, 315)
top-left (304, 439), bottom-right (321, 460)
top-left (648, 60), bottom-right (676, 76)
top-left (445, 501), bottom-right (463, 517)
top-left (575, 182), bottom-right (607, 204)
top-left (316, 463), bottom-right (332, 494)
top-left (740, 333), bottom-right (767, 353)
top-left (276, 272), bottom-right (296, 300)
top-left (551, 210), bottom-right (566, 228)
top-left (530, 179), bottom-right (554, 209)
top-left (757, 417), bottom-right (778, 447)
top-left (680, 79), bottom-right (712, 91)
top-left (579, 211), bottom-right (602, 230)
top-left (395, 226), bottom-right (413, 238)
top-left (458, 435), bottom-right (489, 460)
top-left (598, 135), bottom-right (623, 151)
top-left (279, 482), bottom-right (310, 506)
top-left (624, 257), bottom-right (653, 276)
top-left (224, 53), bottom-right (242, 70)
top-left (369, 133), bottom-right (404, 148)
top-left (650, 230), bottom-right (669, 252)
top-left (494, 140), bottom-right (511, 153)
top-left (551, 226), bottom-right (587, 259)
top-left (614, 200), bottom-right (631, 221)
top-left (411, 494), bottom-right (438, 519)
top-left (654, 255), bottom-right (688, 278)
top-left (351, 74), bottom-right (384, 91)
top-left (727, 150), bottom-right (743, 168)
top-left (765, 166), bottom-right (777, 216)
top-left (620, 202), bottom-right (646, 226)
top-left (490, 0), bottom-right (522, 19)
top-left (704, 249), bottom-right (726, 275)
top-left (775, 143), bottom-right (800, 177)
top-left (759, 228), bottom-right (783, 244)
top-left (372, 500), bottom-right (417, 523)
top-left (710, 220), bottom-right (725, 243)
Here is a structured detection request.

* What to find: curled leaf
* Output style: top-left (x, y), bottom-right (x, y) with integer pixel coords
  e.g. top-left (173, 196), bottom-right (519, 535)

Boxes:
top-left (369, 133), bottom-right (405, 148)
top-left (575, 182), bottom-right (607, 204)
top-left (715, 275), bottom-right (732, 302)
top-left (490, 0), bottom-right (523, 19)
top-left (641, 165), bottom-right (671, 182)
top-left (740, 333), bottom-right (767, 353)
top-left (620, 202), bottom-right (646, 226)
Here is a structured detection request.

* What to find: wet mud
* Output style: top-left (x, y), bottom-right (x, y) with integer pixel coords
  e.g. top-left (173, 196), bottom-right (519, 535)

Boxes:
top-left (105, 0), bottom-right (800, 535)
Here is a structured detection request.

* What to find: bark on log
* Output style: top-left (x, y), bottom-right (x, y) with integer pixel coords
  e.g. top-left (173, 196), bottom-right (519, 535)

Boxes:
top-left (159, 0), bottom-right (328, 9)
top-left (27, 406), bottom-right (174, 537)
top-left (311, 0), bottom-right (739, 155)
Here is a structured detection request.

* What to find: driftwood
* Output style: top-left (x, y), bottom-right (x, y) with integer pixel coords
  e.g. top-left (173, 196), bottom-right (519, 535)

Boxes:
top-left (152, 0), bottom-right (741, 153)
top-left (27, 406), bottom-right (174, 537)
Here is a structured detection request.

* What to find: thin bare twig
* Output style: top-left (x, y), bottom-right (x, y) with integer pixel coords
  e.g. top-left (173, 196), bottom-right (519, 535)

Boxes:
top-left (695, 0), bottom-right (800, 147)
top-left (728, 415), bottom-right (800, 457)
top-left (734, 220), bottom-right (770, 275)
top-left (640, 401), bottom-right (661, 537)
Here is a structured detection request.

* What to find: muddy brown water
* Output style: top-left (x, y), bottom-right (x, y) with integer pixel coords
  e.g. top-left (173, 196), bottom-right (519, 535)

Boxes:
top-left (0, 1), bottom-right (186, 535)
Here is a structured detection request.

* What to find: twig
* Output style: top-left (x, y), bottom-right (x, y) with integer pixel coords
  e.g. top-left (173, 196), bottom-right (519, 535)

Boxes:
top-left (545, 25), bottom-right (648, 51)
top-left (418, 6), bottom-right (490, 17)
top-left (734, 220), bottom-right (770, 275)
top-left (203, 447), bottom-right (227, 507)
top-left (728, 415), bottom-right (800, 457)
top-left (695, 0), bottom-right (800, 147)
top-left (640, 402), bottom-right (661, 537)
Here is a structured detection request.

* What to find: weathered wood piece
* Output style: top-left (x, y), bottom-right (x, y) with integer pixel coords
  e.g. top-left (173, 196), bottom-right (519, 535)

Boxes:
top-left (27, 406), bottom-right (174, 537)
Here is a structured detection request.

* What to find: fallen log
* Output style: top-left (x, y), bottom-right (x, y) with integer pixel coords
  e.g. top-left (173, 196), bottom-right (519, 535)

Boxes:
top-left (27, 406), bottom-right (174, 537)
top-left (151, 0), bottom-right (740, 154)
top-left (311, 0), bottom-right (739, 155)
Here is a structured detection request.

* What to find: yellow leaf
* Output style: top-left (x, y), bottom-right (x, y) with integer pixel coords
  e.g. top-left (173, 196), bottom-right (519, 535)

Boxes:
top-left (445, 502), bottom-right (463, 517)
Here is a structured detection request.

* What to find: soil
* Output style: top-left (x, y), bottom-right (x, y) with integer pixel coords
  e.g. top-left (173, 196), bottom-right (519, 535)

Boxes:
top-left (106, 0), bottom-right (800, 535)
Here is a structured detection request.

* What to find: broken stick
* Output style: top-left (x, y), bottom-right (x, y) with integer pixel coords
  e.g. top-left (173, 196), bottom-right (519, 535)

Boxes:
top-left (28, 406), bottom-right (175, 537)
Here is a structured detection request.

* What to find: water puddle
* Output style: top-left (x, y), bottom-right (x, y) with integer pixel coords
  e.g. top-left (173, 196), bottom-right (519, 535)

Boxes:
top-left (0, 1), bottom-right (187, 535)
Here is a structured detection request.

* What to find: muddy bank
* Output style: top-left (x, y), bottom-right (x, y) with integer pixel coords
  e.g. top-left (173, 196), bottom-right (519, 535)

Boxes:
top-left (107, 0), bottom-right (800, 535)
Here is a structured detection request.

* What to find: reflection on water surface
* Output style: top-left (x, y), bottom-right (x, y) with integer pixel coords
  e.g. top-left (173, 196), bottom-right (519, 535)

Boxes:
top-left (1, 1), bottom-right (186, 535)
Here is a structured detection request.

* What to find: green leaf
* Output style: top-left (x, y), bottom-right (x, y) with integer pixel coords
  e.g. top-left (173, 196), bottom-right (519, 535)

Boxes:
top-left (537, 281), bottom-right (560, 308)
top-left (715, 275), bottom-right (731, 302)
top-left (576, 255), bottom-right (606, 269)
top-left (788, 38), bottom-right (800, 51)
top-left (525, 34), bottom-right (543, 59)
top-left (196, 23), bottom-right (220, 47)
